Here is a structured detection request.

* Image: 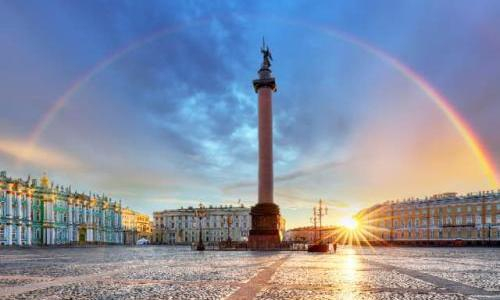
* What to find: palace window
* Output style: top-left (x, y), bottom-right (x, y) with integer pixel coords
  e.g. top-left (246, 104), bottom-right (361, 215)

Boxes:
top-left (467, 206), bottom-right (472, 213)
top-left (467, 215), bottom-right (473, 224)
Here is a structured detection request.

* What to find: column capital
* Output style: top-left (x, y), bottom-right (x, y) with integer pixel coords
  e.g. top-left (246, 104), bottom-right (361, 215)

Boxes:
top-left (253, 77), bottom-right (276, 93)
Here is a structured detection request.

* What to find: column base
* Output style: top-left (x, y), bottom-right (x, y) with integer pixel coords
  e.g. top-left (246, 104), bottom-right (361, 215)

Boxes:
top-left (248, 203), bottom-right (282, 250)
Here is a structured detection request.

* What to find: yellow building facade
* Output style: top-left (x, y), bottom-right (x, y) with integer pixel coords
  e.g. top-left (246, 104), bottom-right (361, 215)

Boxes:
top-left (121, 207), bottom-right (152, 244)
top-left (356, 190), bottom-right (500, 245)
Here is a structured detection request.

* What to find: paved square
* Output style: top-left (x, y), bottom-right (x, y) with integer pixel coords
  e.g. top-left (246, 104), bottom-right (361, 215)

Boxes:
top-left (0, 246), bottom-right (498, 299)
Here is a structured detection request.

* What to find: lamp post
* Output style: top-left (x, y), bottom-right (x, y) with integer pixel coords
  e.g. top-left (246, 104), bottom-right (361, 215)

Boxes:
top-left (312, 199), bottom-right (328, 243)
top-left (194, 204), bottom-right (207, 251)
top-left (310, 214), bottom-right (317, 243)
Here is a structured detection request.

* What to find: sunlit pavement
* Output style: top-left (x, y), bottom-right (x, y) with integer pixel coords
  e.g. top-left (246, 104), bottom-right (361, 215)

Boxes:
top-left (0, 246), bottom-right (498, 299)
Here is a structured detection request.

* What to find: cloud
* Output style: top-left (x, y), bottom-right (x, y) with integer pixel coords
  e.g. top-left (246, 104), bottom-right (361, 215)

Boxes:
top-left (222, 160), bottom-right (345, 192)
top-left (0, 138), bottom-right (82, 170)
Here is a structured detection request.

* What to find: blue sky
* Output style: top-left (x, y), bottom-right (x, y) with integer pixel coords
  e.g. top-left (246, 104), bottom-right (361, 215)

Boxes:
top-left (1, 1), bottom-right (499, 227)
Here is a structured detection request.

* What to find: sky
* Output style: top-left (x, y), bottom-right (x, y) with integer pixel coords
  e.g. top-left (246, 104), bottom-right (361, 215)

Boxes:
top-left (0, 1), bottom-right (499, 228)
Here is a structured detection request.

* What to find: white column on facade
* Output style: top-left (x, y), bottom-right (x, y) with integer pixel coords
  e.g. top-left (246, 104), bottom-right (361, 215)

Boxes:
top-left (73, 205), bottom-right (80, 224)
top-left (52, 228), bottom-right (56, 245)
top-left (27, 197), bottom-right (32, 221)
top-left (6, 224), bottom-right (13, 245)
top-left (6, 192), bottom-right (13, 217)
top-left (17, 195), bottom-right (22, 219)
top-left (51, 202), bottom-right (55, 222)
top-left (83, 206), bottom-right (87, 224)
top-left (17, 225), bottom-right (22, 245)
top-left (27, 226), bottom-right (32, 246)
top-left (68, 203), bottom-right (73, 242)
top-left (68, 205), bottom-right (73, 224)
top-left (68, 226), bottom-right (72, 242)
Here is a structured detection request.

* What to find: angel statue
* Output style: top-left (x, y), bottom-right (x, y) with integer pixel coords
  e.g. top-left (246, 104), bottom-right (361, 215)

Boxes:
top-left (261, 37), bottom-right (272, 68)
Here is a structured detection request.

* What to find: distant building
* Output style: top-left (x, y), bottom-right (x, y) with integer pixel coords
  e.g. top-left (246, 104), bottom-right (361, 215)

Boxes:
top-left (285, 226), bottom-right (339, 244)
top-left (122, 207), bottom-right (152, 244)
top-left (0, 171), bottom-right (123, 246)
top-left (278, 216), bottom-right (287, 241)
top-left (355, 190), bottom-right (500, 245)
top-left (152, 204), bottom-right (252, 245)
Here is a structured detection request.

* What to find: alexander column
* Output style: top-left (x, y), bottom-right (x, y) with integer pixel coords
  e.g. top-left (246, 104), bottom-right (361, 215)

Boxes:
top-left (248, 41), bottom-right (282, 250)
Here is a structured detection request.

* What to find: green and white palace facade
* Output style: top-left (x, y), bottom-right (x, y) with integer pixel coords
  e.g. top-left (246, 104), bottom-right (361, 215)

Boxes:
top-left (0, 171), bottom-right (123, 246)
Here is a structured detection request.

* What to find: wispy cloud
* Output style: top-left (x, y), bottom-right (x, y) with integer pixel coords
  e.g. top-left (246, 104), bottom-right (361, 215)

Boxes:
top-left (0, 138), bottom-right (82, 170)
top-left (222, 160), bottom-right (345, 192)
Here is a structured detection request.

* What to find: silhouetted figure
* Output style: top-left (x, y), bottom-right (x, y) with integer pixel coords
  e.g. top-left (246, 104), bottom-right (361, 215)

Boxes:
top-left (333, 243), bottom-right (337, 253)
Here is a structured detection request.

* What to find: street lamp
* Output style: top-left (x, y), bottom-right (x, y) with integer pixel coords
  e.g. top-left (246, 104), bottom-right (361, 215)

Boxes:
top-left (194, 204), bottom-right (207, 251)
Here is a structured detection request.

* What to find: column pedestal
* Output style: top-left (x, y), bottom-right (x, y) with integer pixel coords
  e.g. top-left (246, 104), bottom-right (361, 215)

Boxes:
top-left (248, 203), bottom-right (282, 249)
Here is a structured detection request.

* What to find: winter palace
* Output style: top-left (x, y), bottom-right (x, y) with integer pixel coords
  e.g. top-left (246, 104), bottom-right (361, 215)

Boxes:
top-left (0, 171), bottom-right (123, 246)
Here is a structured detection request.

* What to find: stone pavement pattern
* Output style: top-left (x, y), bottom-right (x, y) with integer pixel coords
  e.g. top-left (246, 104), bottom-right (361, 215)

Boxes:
top-left (0, 246), bottom-right (498, 299)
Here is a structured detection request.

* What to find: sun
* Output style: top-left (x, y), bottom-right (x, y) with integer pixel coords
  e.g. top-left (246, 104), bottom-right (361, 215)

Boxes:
top-left (340, 217), bottom-right (358, 230)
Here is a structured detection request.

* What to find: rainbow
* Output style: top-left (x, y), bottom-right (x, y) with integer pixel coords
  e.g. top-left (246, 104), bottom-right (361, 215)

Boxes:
top-left (23, 20), bottom-right (208, 160)
top-left (21, 17), bottom-right (498, 187)
top-left (306, 22), bottom-right (499, 187)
